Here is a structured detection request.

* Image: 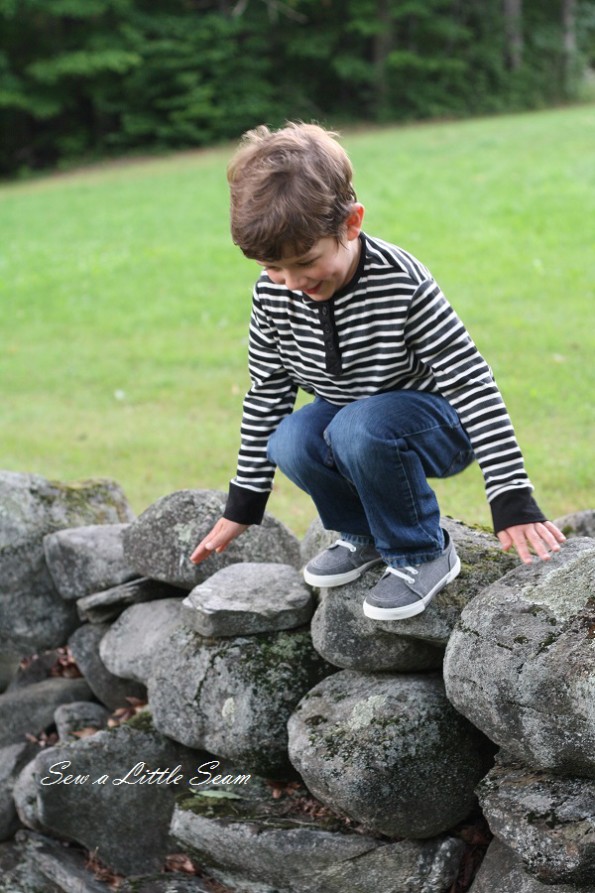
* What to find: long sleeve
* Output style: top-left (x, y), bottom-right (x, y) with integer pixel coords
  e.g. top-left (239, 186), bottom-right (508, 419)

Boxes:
top-left (224, 288), bottom-right (298, 524)
top-left (404, 278), bottom-right (546, 532)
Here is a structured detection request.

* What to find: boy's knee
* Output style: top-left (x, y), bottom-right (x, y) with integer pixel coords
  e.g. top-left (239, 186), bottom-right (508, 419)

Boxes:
top-left (268, 413), bottom-right (313, 472)
top-left (325, 402), bottom-right (374, 459)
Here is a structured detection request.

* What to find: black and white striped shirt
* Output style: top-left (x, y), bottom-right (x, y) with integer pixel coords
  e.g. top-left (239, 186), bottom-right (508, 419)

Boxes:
top-left (224, 233), bottom-right (545, 533)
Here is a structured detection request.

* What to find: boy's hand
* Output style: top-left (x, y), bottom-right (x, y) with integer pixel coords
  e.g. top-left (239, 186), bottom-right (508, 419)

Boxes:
top-left (497, 521), bottom-right (566, 565)
top-left (190, 518), bottom-right (249, 565)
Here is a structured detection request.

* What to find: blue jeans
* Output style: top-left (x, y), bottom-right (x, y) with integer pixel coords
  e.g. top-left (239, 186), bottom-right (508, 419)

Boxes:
top-left (267, 391), bottom-right (474, 567)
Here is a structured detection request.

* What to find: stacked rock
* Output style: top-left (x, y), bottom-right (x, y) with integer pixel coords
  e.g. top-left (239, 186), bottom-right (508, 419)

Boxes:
top-left (1, 470), bottom-right (594, 893)
top-left (443, 535), bottom-right (595, 892)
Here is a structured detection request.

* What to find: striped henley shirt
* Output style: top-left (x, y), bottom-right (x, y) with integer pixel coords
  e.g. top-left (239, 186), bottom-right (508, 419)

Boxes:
top-left (224, 232), bottom-right (546, 534)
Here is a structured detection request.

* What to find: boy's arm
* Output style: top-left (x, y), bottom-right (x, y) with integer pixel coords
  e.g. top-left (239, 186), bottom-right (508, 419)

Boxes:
top-left (191, 286), bottom-right (298, 562)
top-left (405, 279), bottom-right (564, 561)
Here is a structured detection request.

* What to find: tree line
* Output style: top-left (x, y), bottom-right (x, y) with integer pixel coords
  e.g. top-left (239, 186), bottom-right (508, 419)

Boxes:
top-left (1, 0), bottom-right (593, 176)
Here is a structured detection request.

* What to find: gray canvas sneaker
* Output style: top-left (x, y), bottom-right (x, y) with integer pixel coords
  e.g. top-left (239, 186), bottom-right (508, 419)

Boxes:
top-left (304, 539), bottom-right (383, 588)
top-left (363, 530), bottom-right (460, 620)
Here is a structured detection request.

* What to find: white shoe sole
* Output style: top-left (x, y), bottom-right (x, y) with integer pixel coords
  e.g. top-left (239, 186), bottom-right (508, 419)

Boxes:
top-left (362, 556), bottom-right (461, 620)
top-left (303, 557), bottom-right (383, 588)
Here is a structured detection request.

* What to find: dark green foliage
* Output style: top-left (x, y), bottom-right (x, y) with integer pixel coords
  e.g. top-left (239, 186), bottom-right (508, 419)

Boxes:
top-left (1, 0), bottom-right (594, 175)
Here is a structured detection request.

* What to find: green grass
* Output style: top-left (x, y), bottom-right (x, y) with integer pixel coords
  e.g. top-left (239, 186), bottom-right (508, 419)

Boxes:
top-left (1, 106), bottom-right (594, 538)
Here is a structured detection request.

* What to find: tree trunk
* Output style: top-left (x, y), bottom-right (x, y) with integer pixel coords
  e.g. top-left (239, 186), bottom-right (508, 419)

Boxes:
top-left (503, 0), bottom-right (523, 71)
top-left (373, 0), bottom-right (393, 116)
top-left (562, 0), bottom-right (578, 93)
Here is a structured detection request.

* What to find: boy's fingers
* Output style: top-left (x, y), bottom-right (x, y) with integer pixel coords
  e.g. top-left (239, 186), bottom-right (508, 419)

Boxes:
top-left (500, 521), bottom-right (566, 566)
top-left (511, 530), bottom-right (533, 565)
top-left (543, 520), bottom-right (567, 545)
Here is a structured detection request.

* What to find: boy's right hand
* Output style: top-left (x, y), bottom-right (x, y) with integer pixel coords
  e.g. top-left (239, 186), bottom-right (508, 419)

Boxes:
top-left (190, 518), bottom-right (249, 565)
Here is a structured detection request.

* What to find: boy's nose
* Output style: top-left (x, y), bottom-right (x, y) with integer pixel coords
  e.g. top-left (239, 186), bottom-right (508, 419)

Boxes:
top-left (284, 271), bottom-right (303, 292)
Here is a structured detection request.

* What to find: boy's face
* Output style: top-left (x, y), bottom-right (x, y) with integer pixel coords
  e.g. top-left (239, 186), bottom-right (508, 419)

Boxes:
top-left (259, 205), bottom-right (364, 302)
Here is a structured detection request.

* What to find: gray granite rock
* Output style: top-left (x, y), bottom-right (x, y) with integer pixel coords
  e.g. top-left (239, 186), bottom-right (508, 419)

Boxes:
top-left (306, 518), bottom-right (518, 662)
top-left (77, 577), bottom-right (185, 624)
top-left (171, 780), bottom-right (464, 893)
top-left (122, 489), bottom-right (300, 589)
top-left (182, 563), bottom-right (314, 637)
top-left (5, 650), bottom-right (61, 691)
top-left (310, 570), bottom-right (445, 671)
top-left (287, 669), bottom-right (493, 839)
top-left (43, 524), bottom-right (137, 601)
top-left (477, 753), bottom-right (595, 886)
top-left (0, 650), bottom-right (21, 694)
top-left (0, 834), bottom-right (63, 893)
top-left (12, 758), bottom-right (45, 833)
top-left (376, 516), bottom-right (518, 646)
top-left (17, 832), bottom-right (112, 893)
top-left (554, 508), bottom-right (595, 539)
top-left (0, 471), bottom-right (134, 653)
top-left (444, 538), bottom-right (595, 775)
top-left (24, 714), bottom-right (209, 875)
top-left (99, 598), bottom-right (186, 685)
top-left (148, 624), bottom-right (334, 778)
top-left (53, 701), bottom-right (111, 742)
top-left (0, 743), bottom-right (38, 840)
top-left (469, 837), bottom-right (595, 893)
top-left (68, 623), bottom-right (146, 710)
top-left (119, 875), bottom-right (213, 893)
top-left (0, 676), bottom-right (92, 748)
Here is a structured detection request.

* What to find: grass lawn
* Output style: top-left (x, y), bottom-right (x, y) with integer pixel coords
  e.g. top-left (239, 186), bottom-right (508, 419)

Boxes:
top-left (1, 105), bottom-right (594, 539)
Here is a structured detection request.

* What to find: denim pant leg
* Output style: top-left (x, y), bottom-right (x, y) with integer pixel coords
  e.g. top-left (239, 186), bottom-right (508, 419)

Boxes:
top-left (324, 391), bottom-right (474, 566)
top-left (267, 398), bottom-right (373, 541)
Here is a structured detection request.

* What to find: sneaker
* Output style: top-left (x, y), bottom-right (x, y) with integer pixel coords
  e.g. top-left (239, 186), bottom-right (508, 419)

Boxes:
top-left (362, 531), bottom-right (460, 620)
top-left (303, 539), bottom-right (383, 588)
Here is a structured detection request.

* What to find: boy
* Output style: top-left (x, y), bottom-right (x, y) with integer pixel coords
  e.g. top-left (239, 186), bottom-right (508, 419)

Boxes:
top-left (191, 123), bottom-right (565, 620)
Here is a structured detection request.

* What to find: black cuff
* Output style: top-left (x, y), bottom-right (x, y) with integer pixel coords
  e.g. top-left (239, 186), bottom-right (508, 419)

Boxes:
top-left (223, 480), bottom-right (271, 525)
top-left (490, 488), bottom-right (547, 534)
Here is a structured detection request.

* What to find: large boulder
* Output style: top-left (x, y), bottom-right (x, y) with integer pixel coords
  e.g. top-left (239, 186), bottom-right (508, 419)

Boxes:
top-left (42, 524), bottom-right (137, 600)
top-left (148, 624), bottom-right (333, 778)
top-left (171, 775), bottom-right (464, 893)
top-left (376, 516), bottom-right (518, 647)
top-left (310, 571), bottom-right (444, 671)
top-left (18, 713), bottom-right (208, 876)
top-left (122, 489), bottom-right (301, 589)
top-left (443, 538), bottom-right (595, 775)
top-left (0, 472), bottom-right (134, 654)
top-left (469, 837), bottom-right (595, 893)
top-left (308, 517), bottom-right (518, 667)
top-left (477, 753), bottom-right (595, 886)
top-left (287, 669), bottom-right (493, 839)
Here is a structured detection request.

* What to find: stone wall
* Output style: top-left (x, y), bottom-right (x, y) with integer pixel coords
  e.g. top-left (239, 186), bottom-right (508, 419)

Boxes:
top-left (1, 470), bottom-right (594, 893)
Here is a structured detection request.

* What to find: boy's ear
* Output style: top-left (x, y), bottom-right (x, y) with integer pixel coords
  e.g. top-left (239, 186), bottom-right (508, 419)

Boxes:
top-left (345, 203), bottom-right (365, 241)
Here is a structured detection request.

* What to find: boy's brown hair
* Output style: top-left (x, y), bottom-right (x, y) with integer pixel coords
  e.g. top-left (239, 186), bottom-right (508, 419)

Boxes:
top-left (227, 122), bottom-right (357, 262)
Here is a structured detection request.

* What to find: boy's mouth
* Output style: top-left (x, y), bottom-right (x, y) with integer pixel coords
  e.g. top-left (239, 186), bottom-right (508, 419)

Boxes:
top-left (303, 281), bottom-right (323, 296)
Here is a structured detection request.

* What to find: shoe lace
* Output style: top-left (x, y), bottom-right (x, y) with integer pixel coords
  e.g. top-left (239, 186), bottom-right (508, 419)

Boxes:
top-left (384, 565), bottom-right (418, 585)
top-left (334, 539), bottom-right (357, 553)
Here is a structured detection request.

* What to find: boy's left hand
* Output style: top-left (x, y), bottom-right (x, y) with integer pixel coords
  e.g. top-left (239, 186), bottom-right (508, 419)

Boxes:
top-left (497, 521), bottom-right (566, 565)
